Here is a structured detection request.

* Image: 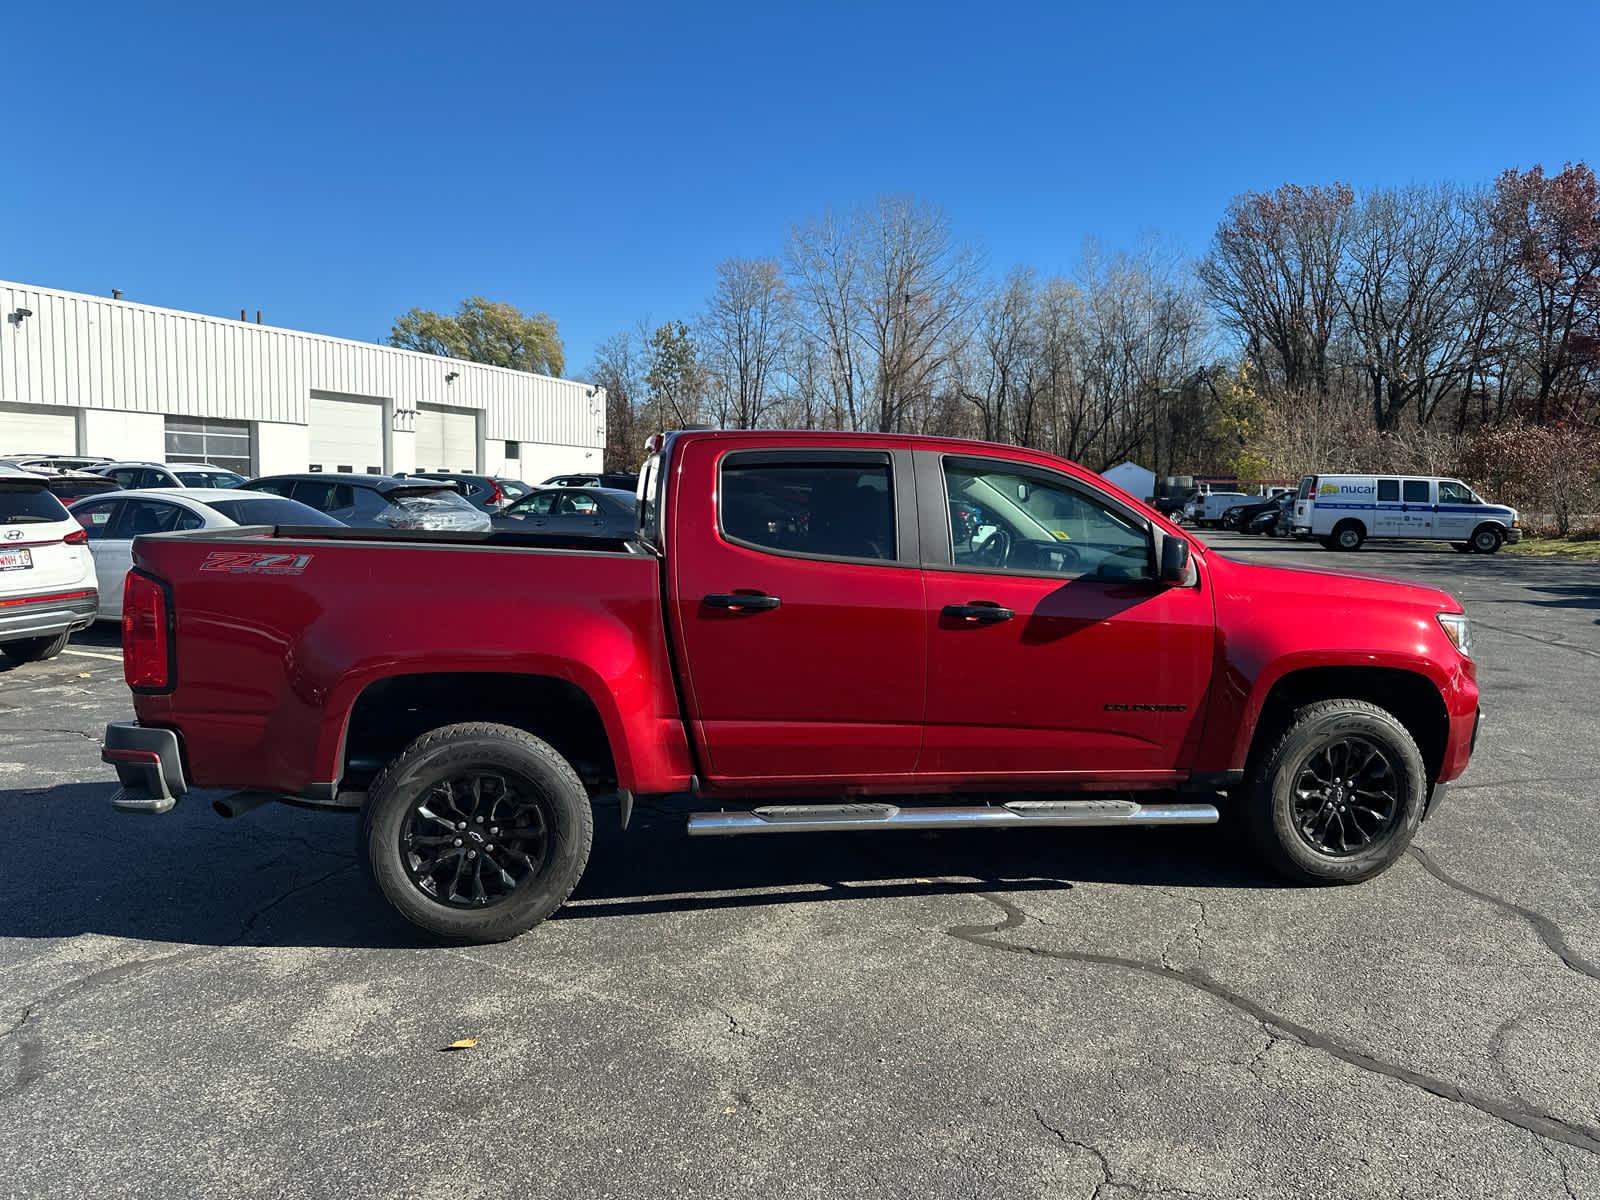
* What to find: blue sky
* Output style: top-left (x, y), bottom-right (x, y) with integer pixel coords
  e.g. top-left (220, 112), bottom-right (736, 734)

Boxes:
top-left (4, 1), bottom-right (1594, 376)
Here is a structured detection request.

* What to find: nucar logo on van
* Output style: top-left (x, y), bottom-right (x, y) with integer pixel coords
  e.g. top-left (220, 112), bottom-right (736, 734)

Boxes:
top-left (1318, 482), bottom-right (1374, 496)
top-left (199, 550), bottom-right (313, 576)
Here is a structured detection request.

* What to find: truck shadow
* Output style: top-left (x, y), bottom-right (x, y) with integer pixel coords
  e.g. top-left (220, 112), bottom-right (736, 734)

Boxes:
top-left (0, 783), bottom-right (1275, 950)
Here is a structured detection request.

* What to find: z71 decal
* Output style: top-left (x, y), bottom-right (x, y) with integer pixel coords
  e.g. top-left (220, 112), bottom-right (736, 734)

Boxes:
top-left (199, 550), bottom-right (314, 575)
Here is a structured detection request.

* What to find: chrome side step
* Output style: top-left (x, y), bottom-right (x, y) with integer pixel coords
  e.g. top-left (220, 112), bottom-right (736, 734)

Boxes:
top-left (686, 798), bottom-right (1219, 837)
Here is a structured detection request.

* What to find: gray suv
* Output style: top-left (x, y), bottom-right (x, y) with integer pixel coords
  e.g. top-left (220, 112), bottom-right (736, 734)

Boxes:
top-left (240, 474), bottom-right (491, 531)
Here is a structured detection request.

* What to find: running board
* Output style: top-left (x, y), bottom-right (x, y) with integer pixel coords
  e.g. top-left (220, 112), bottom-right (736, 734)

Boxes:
top-left (686, 799), bottom-right (1219, 837)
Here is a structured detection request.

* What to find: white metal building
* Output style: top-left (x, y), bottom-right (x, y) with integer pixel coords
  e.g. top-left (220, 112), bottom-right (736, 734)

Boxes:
top-left (0, 280), bottom-right (605, 482)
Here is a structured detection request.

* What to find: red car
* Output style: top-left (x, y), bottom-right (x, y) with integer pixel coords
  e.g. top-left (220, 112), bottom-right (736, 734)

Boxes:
top-left (103, 431), bottom-right (1479, 942)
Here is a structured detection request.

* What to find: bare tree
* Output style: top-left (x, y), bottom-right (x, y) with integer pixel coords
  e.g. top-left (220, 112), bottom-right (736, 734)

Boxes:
top-left (1340, 185), bottom-right (1486, 430)
top-left (786, 210), bottom-right (866, 430)
top-left (699, 258), bottom-right (790, 429)
top-left (1199, 183), bottom-right (1355, 398)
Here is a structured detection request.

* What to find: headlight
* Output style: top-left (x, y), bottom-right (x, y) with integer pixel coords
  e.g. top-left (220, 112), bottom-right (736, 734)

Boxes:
top-left (1437, 612), bottom-right (1472, 658)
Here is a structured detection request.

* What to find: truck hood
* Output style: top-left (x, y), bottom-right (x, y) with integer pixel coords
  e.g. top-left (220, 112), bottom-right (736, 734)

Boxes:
top-left (1207, 551), bottom-right (1463, 615)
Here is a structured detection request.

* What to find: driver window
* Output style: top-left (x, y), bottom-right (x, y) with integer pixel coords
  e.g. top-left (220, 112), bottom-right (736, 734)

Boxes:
top-left (1438, 481), bottom-right (1475, 504)
top-left (943, 461), bottom-right (1151, 580)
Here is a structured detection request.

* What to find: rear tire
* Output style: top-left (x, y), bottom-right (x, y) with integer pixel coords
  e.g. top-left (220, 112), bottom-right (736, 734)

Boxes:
top-left (1245, 699), bottom-right (1426, 884)
top-left (0, 631), bottom-right (71, 663)
top-left (1471, 525), bottom-right (1504, 554)
top-left (1331, 521), bottom-right (1365, 551)
top-left (361, 722), bottom-right (594, 943)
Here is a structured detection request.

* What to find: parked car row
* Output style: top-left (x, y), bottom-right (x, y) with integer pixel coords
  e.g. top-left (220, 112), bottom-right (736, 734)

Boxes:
top-left (0, 453), bottom-right (648, 655)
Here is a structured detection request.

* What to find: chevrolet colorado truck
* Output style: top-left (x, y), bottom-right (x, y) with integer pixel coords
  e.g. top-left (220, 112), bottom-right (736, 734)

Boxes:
top-left (102, 431), bottom-right (1480, 942)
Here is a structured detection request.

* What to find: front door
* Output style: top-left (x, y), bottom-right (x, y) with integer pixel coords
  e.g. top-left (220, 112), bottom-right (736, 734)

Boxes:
top-left (918, 452), bottom-right (1214, 783)
top-left (671, 442), bottom-right (926, 784)
top-left (1434, 480), bottom-right (1480, 541)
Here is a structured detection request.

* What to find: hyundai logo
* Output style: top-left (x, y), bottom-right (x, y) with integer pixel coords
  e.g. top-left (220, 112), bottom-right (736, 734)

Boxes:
top-left (3, 529), bottom-right (21, 541)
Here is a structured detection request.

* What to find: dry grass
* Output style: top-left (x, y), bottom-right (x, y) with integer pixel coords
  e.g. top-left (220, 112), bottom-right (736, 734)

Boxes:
top-left (1504, 536), bottom-right (1600, 560)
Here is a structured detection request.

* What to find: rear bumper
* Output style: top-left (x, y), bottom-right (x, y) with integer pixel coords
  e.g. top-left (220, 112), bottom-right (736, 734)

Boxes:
top-left (102, 721), bottom-right (189, 814)
top-left (0, 588), bottom-right (97, 643)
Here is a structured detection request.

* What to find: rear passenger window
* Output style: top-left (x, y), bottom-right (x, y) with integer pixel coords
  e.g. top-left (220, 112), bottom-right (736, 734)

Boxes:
top-left (1377, 479), bottom-right (1399, 502)
top-left (1403, 480), bottom-right (1431, 504)
top-left (720, 459), bottom-right (895, 561)
top-left (290, 482), bottom-right (354, 512)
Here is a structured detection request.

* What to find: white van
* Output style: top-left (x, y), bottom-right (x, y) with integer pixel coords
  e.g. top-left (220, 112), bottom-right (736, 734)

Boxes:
top-left (1182, 491), bottom-right (1249, 527)
top-left (1291, 473), bottom-right (1521, 553)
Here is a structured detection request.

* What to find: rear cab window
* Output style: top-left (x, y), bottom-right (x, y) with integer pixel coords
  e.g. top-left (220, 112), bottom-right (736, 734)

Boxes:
top-left (719, 457), bottom-right (896, 562)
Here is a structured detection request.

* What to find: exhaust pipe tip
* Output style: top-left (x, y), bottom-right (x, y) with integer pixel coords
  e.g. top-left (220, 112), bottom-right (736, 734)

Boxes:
top-left (213, 791), bottom-right (275, 819)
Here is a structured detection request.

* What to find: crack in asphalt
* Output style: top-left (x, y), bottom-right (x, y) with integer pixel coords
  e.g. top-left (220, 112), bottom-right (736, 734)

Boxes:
top-left (951, 892), bottom-right (1600, 1159)
top-left (715, 1006), bottom-right (755, 1040)
top-left (1, 861), bottom-right (358, 1104)
top-left (1408, 847), bottom-right (1600, 983)
top-left (1541, 1141), bottom-right (1579, 1200)
top-left (1032, 1107), bottom-right (1210, 1200)
top-left (1474, 622), bottom-right (1600, 659)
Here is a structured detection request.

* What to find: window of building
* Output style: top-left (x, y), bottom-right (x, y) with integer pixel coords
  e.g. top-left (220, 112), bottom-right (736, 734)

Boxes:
top-left (720, 459), bottom-right (895, 562)
top-left (504, 441), bottom-right (520, 460)
top-left (164, 417), bottom-right (253, 477)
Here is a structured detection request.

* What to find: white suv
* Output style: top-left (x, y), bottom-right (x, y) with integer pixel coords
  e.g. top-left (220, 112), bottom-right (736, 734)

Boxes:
top-left (0, 467), bottom-right (99, 663)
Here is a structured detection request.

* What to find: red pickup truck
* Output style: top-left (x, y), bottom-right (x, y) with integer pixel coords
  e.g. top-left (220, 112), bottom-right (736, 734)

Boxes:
top-left (103, 431), bottom-right (1480, 942)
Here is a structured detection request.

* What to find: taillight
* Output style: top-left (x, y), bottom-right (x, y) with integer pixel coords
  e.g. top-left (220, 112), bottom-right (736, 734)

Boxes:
top-left (487, 479), bottom-right (504, 506)
top-left (123, 570), bottom-right (173, 692)
top-left (64, 528), bottom-right (88, 545)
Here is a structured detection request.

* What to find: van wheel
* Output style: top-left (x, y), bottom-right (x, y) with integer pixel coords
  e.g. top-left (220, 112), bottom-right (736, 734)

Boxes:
top-left (1331, 521), bottom-right (1365, 551)
top-left (1246, 699), bottom-right (1426, 884)
top-left (0, 631), bottom-right (71, 663)
top-left (1471, 526), bottom-right (1504, 554)
top-left (361, 722), bottom-right (594, 943)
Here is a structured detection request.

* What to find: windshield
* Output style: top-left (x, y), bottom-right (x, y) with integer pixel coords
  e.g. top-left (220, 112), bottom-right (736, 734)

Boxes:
top-left (379, 489), bottom-right (492, 531)
top-left (0, 484), bottom-right (70, 524)
top-left (177, 469), bottom-right (248, 488)
top-left (205, 497), bottom-right (346, 526)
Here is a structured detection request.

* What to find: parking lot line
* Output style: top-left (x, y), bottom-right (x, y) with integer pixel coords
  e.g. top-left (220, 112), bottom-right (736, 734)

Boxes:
top-left (63, 649), bottom-right (123, 662)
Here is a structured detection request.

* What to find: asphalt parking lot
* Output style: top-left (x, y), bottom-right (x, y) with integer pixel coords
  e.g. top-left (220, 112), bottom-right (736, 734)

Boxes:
top-left (2, 534), bottom-right (1597, 1199)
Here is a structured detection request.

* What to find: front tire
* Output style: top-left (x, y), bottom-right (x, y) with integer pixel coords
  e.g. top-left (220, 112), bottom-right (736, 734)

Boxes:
top-left (1245, 699), bottom-right (1426, 884)
top-left (361, 722), bottom-right (594, 943)
top-left (1471, 525), bottom-right (1504, 554)
top-left (0, 631), bottom-right (71, 663)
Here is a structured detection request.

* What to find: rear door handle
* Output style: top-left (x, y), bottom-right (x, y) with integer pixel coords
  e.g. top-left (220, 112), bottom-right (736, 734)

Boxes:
top-left (704, 592), bottom-right (782, 612)
top-left (943, 601), bottom-right (1014, 623)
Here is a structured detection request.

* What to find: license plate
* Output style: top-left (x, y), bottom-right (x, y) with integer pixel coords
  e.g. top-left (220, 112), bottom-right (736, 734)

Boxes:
top-left (0, 548), bottom-right (32, 572)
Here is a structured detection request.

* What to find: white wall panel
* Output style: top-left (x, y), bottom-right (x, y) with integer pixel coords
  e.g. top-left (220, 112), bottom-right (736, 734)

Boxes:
top-left (0, 280), bottom-right (604, 453)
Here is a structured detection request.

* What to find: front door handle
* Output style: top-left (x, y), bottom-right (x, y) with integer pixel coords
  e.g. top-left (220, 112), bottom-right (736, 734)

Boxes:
top-left (704, 592), bottom-right (782, 612)
top-left (943, 601), bottom-right (1014, 623)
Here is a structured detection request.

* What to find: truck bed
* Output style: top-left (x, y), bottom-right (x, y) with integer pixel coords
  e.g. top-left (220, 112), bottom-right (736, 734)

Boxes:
top-left (127, 524), bottom-right (693, 800)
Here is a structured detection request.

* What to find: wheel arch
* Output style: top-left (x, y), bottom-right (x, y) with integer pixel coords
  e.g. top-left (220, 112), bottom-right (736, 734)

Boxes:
top-left (336, 670), bottom-right (622, 796)
top-left (1242, 665), bottom-right (1449, 783)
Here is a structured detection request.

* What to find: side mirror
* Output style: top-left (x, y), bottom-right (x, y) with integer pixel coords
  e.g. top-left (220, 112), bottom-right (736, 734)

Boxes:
top-left (1159, 536), bottom-right (1191, 585)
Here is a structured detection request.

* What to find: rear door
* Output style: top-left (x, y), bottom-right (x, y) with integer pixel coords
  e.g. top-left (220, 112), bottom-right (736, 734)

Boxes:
top-left (917, 451), bottom-right (1214, 782)
top-left (101, 499), bottom-right (204, 615)
top-left (1398, 479), bottom-right (1436, 538)
top-left (71, 498), bottom-right (125, 617)
top-left (670, 441), bottom-right (925, 783)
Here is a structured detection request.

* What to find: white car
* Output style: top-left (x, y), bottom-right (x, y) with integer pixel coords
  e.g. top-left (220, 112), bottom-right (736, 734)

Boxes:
top-left (1183, 491), bottom-right (1250, 527)
top-left (91, 461), bottom-right (249, 490)
top-left (0, 467), bottom-right (98, 663)
top-left (68, 488), bottom-right (342, 619)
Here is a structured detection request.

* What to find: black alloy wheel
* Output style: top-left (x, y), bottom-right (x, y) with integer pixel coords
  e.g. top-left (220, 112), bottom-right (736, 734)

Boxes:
top-left (1288, 736), bottom-right (1400, 857)
top-left (400, 772), bottom-right (550, 909)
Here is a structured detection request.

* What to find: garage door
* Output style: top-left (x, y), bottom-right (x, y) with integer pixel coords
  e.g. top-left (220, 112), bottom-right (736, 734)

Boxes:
top-left (0, 404), bottom-right (77, 454)
top-left (308, 395), bottom-right (384, 474)
top-left (415, 405), bottom-right (477, 473)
